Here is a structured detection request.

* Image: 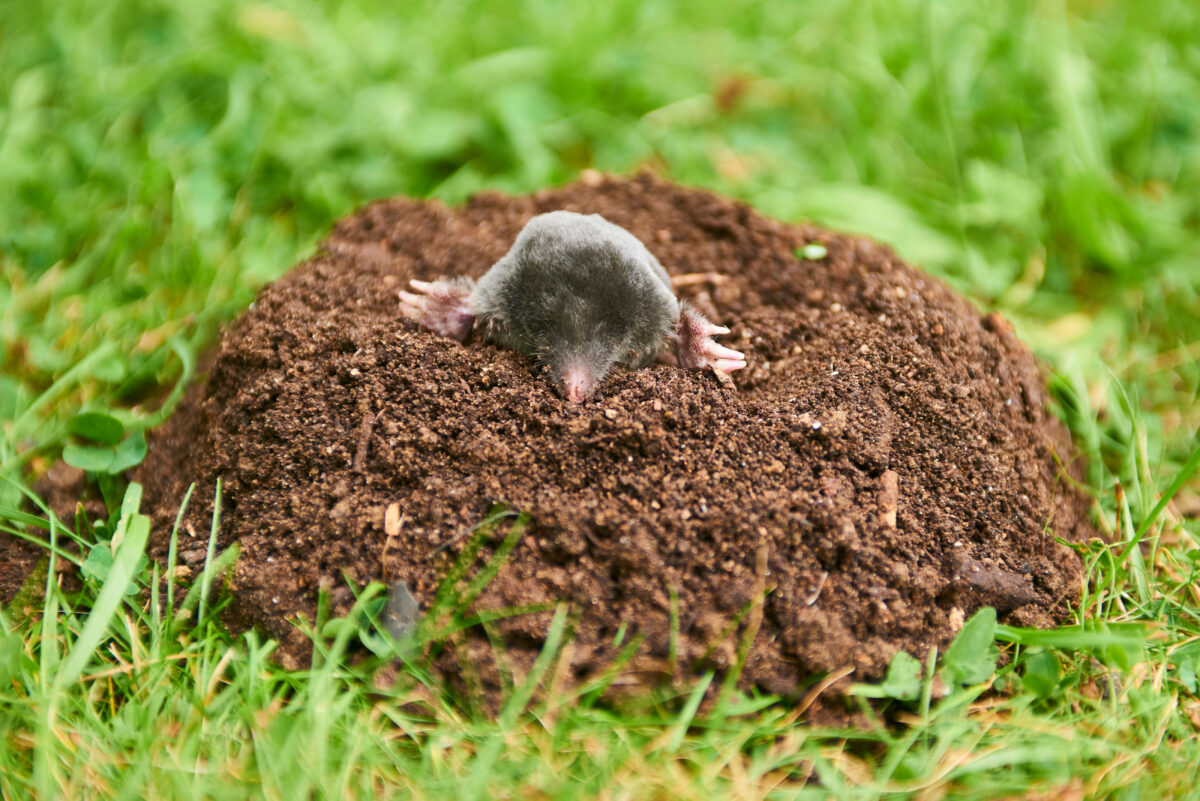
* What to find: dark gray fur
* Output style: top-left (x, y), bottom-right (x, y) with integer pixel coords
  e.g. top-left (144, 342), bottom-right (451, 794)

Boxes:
top-left (473, 211), bottom-right (680, 380)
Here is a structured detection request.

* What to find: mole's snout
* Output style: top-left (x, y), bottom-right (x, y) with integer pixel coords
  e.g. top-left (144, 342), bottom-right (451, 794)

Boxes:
top-left (561, 365), bottom-right (594, 403)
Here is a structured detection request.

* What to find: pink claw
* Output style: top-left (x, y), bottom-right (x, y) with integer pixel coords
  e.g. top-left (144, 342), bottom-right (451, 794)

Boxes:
top-left (398, 277), bottom-right (476, 342)
top-left (673, 303), bottom-right (747, 375)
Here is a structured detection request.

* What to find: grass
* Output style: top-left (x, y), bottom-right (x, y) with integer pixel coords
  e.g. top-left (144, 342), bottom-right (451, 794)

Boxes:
top-left (1, 0), bottom-right (1198, 797)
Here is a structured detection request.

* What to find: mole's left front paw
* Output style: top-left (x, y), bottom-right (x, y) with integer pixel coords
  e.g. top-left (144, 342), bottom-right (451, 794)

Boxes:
top-left (674, 304), bottom-right (747, 375)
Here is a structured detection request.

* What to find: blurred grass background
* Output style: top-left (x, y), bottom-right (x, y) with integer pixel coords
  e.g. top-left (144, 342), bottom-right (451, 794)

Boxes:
top-left (2, 0), bottom-right (1199, 797)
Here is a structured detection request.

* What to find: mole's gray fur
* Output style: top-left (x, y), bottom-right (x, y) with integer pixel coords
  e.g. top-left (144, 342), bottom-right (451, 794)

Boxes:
top-left (399, 211), bottom-right (745, 402)
top-left (476, 212), bottom-right (678, 380)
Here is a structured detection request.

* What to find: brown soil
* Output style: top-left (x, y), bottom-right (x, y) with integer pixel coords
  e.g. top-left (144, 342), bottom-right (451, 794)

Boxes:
top-left (0, 536), bottom-right (42, 610)
top-left (4, 173), bottom-right (1096, 715)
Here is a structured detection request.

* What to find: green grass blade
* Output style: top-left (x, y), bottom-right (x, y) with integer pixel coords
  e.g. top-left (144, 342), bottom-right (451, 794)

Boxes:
top-left (52, 491), bottom-right (150, 690)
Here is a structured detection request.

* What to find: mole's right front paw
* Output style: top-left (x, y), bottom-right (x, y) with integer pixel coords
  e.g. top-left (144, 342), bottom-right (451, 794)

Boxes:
top-left (674, 303), bottom-right (747, 375)
top-left (399, 277), bottom-right (477, 342)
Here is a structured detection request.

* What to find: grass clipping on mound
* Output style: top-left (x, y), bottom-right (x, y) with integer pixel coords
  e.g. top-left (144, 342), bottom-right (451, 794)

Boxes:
top-left (137, 173), bottom-right (1095, 705)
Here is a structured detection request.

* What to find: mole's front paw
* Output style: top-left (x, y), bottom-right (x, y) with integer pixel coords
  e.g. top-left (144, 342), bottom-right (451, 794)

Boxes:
top-left (673, 303), bottom-right (747, 375)
top-left (399, 277), bottom-right (477, 342)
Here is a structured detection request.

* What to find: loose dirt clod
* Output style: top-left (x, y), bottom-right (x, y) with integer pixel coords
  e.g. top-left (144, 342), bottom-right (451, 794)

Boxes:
top-left (4, 173), bottom-right (1096, 719)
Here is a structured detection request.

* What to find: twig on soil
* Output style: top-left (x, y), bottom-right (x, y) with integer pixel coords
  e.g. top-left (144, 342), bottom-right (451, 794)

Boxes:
top-left (745, 544), bottom-right (770, 648)
top-left (794, 663), bottom-right (856, 717)
top-left (670, 272), bottom-right (731, 288)
top-left (672, 272), bottom-right (724, 287)
top-left (382, 502), bottom-right (403, 579)
top-left (353, 407), bottom-right (381, 473)
top-left (878, 470), bottom-right (900, 529)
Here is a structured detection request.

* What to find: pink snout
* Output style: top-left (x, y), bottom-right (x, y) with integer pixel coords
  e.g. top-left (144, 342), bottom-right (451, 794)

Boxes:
top-left (561, 366), bottom-right (593, 403)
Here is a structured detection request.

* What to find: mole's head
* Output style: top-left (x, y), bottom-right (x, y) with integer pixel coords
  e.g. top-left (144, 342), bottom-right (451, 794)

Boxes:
top-left (478, 213), bottom-right (681, 402)
top-left (540, 304), bottom-right (630, 403)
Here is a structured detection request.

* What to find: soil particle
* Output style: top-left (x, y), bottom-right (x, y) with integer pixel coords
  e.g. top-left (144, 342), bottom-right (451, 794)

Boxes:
top-left (4, 173), bottom-right (1095, 716)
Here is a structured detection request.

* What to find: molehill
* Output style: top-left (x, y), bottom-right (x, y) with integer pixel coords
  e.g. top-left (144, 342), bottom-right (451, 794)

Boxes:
top-left (112, 174), bottom-right (1097, 706)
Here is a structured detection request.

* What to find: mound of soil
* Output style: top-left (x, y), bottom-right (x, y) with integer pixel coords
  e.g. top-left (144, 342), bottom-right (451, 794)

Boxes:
top-left (123, 173), bottom-right (1093, 708)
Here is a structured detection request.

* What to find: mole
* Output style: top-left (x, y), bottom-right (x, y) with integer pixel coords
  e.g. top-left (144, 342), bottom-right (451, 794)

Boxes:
top-left (399, 211), bottom-right (746, 402)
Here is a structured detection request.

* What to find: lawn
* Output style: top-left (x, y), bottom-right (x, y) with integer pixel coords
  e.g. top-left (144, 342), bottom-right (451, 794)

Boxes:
top-left (2, 0), bottom-right (1199, 798)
